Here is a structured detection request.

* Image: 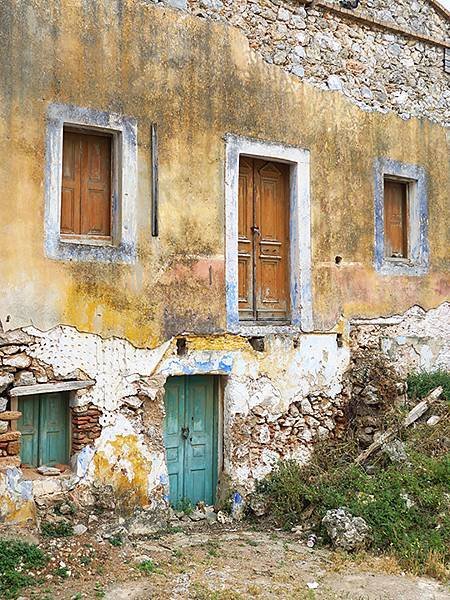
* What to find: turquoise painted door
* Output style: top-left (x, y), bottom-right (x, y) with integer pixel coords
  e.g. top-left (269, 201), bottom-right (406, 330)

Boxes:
top-left (164, 376), bottom-right (218, 507)
top-left (17, 393), bottom-right (69, 467)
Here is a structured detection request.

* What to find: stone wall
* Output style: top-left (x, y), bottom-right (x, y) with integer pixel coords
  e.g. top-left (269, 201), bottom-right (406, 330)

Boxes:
top-left (183, 0), bottom-right (450, 124)
top-left (0, 301), bottom-right (448, 521)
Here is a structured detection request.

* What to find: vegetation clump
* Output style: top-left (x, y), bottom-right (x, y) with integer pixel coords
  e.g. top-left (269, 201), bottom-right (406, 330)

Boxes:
top-left (41, 521), bottom-right (74, 538)
top-left (0, 539), bottom-right (48, 598)
top-left (407, 370), bottom-right (450, 403)
top-left (256, 371), bottom-right (450, 580)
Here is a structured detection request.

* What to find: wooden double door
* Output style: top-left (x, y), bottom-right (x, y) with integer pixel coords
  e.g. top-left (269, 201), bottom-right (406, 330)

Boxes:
top-left (17, 393), bottom-right (70, 467)
top-left (163, 376), bottom-right (218, 507)
top-left (238, 157), bottom-right (290, 322)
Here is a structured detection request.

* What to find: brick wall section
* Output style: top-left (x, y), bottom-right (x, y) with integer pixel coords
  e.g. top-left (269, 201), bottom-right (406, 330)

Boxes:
top-left (71, 405), bottom-right (102, 453)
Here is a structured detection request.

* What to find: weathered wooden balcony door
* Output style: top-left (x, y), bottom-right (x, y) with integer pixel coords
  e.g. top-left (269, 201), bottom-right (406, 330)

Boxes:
top-left (163, 376), bottom-right (218, 507)
top-left (238, 156), bottom-right (290, 321)
top-left (17, 393), bottom-right (70, 467)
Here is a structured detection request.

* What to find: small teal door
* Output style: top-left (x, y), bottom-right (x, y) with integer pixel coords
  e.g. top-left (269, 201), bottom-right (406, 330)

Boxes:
top-left (164, 376), bottom-right (218, 507)
top-left (17, 393), bottom-right (70, 467)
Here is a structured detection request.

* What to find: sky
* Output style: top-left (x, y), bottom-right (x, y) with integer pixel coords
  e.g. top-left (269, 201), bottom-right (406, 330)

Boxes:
top-left (438, 0), bottom-right (450, 9)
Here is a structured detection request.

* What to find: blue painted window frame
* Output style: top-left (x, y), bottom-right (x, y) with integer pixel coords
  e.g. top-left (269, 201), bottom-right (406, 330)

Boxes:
top-left (374, 158), bottom-right (429, 276)
top-left (44, 104), bottom-right (138, 263)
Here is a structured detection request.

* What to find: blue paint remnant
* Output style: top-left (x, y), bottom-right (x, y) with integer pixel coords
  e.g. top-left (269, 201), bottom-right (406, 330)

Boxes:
top-left (5, 468), bottom-right (33, 501)
top-left (231, 491), bottom-right (244, 520)
top-left (161, 352), bottom-right (235, 377)
top-left (75, 444), bottom-right (95, 478)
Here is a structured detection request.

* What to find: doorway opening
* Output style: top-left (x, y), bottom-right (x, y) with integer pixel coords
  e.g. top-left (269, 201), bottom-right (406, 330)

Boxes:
top-left (163, 375), bottom-right (219, 507)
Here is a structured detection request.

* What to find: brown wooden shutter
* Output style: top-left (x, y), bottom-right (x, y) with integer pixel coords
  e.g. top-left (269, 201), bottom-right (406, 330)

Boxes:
top-left (254, 159), bottom-right (289, 320)
top-left (238, 158), bottom-right (255, 319)
top-left (61, 129), bottom-right (112, 238)
top-left (238, 157), bottom-right (290, 322)
top-left (61, 132), bottom-right (81, 235)
top-left (384, 179), bottom-right (408, 258)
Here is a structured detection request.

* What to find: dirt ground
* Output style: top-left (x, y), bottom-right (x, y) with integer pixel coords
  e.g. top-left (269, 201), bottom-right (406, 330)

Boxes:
top-left (2, 524), bottom-right (449, 600)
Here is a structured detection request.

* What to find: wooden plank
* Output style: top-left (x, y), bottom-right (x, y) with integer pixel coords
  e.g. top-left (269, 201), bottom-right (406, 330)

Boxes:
top-left (10, 380), bottom-right (95, 397)
top-left (355, 386), bottom-right (443, 465)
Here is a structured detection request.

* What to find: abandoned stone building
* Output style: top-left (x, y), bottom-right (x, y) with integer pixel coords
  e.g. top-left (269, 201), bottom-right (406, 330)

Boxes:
top-left (0, 0), bottom-right (449, 523)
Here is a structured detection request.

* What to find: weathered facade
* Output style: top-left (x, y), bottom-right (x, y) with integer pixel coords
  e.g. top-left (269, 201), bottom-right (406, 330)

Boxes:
top-left (0, 0), bottom-right (448, 522)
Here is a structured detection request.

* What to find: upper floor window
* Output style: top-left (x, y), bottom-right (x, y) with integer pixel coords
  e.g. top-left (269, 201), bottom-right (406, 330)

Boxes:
top-left (374, 159), bottom-right (428, 276)
top-left (61, 128), bottom-right (112, 241)
top-left (383, 177), bottom-right (408, 259)
top-left (45, 104), bottom-right (138, 263)
top-left (238, 157), bottom-right (290, 322)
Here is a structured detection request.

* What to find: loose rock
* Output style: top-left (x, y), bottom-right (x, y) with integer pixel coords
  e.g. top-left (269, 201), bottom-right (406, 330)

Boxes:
top-left (322, 508), bottom-right (370, 551)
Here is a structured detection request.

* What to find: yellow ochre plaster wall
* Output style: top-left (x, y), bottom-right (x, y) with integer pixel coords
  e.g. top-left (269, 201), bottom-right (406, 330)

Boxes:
top-left (0, 0), bottom-right (448, 347)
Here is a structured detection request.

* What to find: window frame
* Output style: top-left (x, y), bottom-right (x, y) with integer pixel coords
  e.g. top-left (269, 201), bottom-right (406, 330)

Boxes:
top-left (225, 135), bottom-right (312, 333)
top-left (374, 159), bottom-right (429, 276)
top-left (45, 104), bottom-right (137, 263)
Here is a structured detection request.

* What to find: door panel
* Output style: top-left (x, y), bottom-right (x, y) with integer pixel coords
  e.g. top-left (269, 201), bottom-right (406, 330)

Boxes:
top-left (185, 376), bottom-right (216, 506)
top-left (39, 393), bottom-right (69, 466)
top-left (255, 160), bottom-right (290, 320)
top-left (17, 396), bottom-right (40, 467)
top-left (238, 157), bottom-right (255, 318)
top-left (238, 157), bottom-right (290, 321)
top-left (163, 376), bottom-right (218, 507)
top-left (163, 378), bottom-right (186, 506)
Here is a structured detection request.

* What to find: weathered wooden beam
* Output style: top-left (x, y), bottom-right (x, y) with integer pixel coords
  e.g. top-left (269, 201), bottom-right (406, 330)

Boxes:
top-left (355, 386), bottom-right (443, 465)
top-left (10, 380), bottom-right (95, 397)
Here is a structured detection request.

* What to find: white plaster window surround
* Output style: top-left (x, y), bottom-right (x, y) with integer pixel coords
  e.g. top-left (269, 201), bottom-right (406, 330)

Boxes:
top-left (225, 134), bottom-right (313, 333)
top-left (44, 103), bottom-right (138, 263)
top-left (374, 158), bottom-right (429, 276)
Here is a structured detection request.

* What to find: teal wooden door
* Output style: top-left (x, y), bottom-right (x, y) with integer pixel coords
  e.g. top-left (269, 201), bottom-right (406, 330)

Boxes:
top-left (164, 376), bottom-right (218, 507)
top-left (17, 393), bottom-right (69, 467)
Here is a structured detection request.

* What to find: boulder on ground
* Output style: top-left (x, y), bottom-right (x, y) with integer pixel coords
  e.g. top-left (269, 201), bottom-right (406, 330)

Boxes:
top-left (322, 508), bottom-right (370, 551)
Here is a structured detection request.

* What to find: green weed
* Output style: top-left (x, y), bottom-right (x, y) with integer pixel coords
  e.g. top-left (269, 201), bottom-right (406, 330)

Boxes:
top-left (175, 497), bottom-right (194, 515)
top-left (407, 370), bottom-right (450, 402)
top-left (257, 449), bottom-right (450, 577)
top-left (0, 538), bottom-right (48, 599)
top-left (108, 534), bottom-right (123, 547)
top-left (41, 521), bottom-right (74, 538)
top-left (136, 559), bottom-right (157, 574)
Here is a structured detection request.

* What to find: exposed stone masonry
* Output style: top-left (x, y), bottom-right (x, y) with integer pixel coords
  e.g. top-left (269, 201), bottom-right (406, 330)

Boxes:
top-left (181, 0), bottom-right (450, 125)
top-left (229, 392), bottom-right (347, 489)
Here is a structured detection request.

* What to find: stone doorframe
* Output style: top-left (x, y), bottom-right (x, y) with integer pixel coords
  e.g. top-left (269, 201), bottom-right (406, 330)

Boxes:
top-left (224, 134), bottom-right (313, 333)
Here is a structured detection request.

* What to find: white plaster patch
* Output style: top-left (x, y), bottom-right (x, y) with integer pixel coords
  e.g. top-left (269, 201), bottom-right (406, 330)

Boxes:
top-left (26, 326), bottom-right (171, 411)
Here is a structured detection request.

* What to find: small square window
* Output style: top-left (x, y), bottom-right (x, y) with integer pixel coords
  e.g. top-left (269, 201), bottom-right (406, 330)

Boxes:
top-left (61, 128), bottom-right (113, 242)
top-left (383, 177), bottom-right (409, 260)
top-left (374, 159), bottom-right (428, 276)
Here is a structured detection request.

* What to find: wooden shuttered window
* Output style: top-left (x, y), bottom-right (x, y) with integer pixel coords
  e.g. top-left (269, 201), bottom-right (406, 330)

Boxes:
top-left (61, 129), bottom-right (112, 239)
top-left (384, 178), bottom-right (408, 259)
top-left (238, 157), bottom-right (290, 322)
